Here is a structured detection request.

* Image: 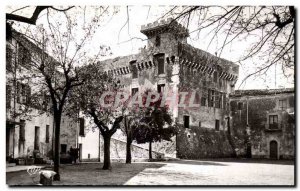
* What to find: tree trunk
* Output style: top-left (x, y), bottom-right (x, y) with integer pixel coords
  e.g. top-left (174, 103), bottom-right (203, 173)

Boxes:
top-left (102, 136), bottom-right (111, 170)
top-left (126, 136), bottom-right (132, 164)
top-left (53, 112), bottom-right (62, 181)
top-left (149, 141), bottom-right (152, 160)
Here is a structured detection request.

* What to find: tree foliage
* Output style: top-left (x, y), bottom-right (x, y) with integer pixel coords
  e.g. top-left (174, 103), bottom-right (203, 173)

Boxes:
top-left (130, 90), bottom-right (176, 159)
top-left (71, 63), bottom-right (124, 169)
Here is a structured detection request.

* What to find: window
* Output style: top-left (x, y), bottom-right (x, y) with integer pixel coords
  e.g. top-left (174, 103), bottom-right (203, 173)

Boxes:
top-left (213, 71), bottom-right (218, 83)
top-left (155, 35), bottom-right (161, 47)
top-left (18, 45), bottom-right (31, 69)
top-left (202, 80), bottom-right (207, 88)
top-left (46, 125), bottom-right (50, 143)
top-left (269, 115), bottom-right (278, 129)
top-left (201, 97), bottom-right (207, 107)
top-left (219, 79), bottom-right (223, 88)
top-left (21, 84), bottom-right (26, 103)
top-left (79, 118), bottom-right (85, 136)
top-left (279, 99), bottom-right (287, 110)
top-left (16, 83), bottom-right (31, 104)
top-left (289, 96), bottom-right (294, 107)
top-left (194, 91), bottom-right (201, 104)
top-left (215, 120), bottom-right (220, 131)
top-left (17, 82), bottom-right (21, 103)
top-left (201, 90), bottom-right (207, 107)
top-left (219, 93), bottom-right (223, 109)
top-left (6, 85), bottom-right (11, 109)
top-left (154, 54), bottom-right (165, 74)
top-left (184, 115), bottom-right (190, 128)
top-left (131, 88), bottom-right (139, 96)
top-left (230, 101), bottom-right (237, 112)
top-left (157, 84), bottom-right (165, 93)
top-left (208, 89), bottom-right (214, 107)
top-left (238, 102), bottom-right (243, 110)
top-left (215, 91), bottom-right (220, 108)
top-left (19, 120), bottom-right (25, 141)
top-left (6, 46), bottom-right (13, 72)
top-left (43, 94), bottom-right (50, 110)
top-left (34, 126), bottom-right (40, 150)
top-left (130, 61), bottom-right (138, 79)
top-left (61, 144), bottom-right (67, 154)
top-left (223, 94), bottom-right (227, 110)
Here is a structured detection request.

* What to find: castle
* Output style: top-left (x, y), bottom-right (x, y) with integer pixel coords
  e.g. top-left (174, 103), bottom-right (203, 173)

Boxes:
top-left (6, 19), bottom-right (294, 163)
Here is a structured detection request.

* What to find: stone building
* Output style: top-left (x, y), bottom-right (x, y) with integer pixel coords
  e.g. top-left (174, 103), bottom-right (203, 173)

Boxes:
top-left (229, 88), bottom-right (295, 159)
top-left (6, 30), bottom-right (78, 164)
top-left (79, 18), bottom-right (239, 160)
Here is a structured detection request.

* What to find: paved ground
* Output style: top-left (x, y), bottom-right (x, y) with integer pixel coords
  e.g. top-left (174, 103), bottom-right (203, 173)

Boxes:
top-left (6, 159), bottom-right (294, 186)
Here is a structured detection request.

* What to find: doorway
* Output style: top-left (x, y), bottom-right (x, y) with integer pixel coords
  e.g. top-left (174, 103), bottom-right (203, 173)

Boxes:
top-left (270, 140), bottom-right (278, 159)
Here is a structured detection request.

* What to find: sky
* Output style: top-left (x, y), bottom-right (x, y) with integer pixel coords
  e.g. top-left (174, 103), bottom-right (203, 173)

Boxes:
top-left (6, 5), bottom-right (295, 90)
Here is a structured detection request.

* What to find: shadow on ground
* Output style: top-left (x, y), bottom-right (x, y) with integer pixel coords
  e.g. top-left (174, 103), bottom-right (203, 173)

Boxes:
top-left (7, 162), bottom-right (165, 186)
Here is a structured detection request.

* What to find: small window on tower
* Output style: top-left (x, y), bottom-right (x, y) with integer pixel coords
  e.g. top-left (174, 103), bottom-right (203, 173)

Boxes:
top-left (238, 102), bottom-right (243, 110)
top-left (130, 60), bottom-right (138, 79)
top-left (154, 53), bottom-right (165, 74)
top-left (215, 120), bottom-right (220, 131)
top-left (157, 84), bottom-right (165, 93)
top-left (131, 88), bottom-right (139, 96)
top-left (155, 35), bottom-right (161, 47)
top-left (213, 71), bottom-right (218, 83)
top-left (184, 115), bottom-right (190, 128)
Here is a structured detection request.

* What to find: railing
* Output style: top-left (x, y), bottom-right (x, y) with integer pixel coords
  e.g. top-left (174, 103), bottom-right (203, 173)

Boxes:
top-left (265, 123), bottom-right (282, 132)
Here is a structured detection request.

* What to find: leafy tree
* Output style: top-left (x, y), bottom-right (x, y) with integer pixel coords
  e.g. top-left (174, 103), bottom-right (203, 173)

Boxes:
top-left (71, 63), bottom-right (124, 170)
top-left (131, 90), bottom-right (176, 160)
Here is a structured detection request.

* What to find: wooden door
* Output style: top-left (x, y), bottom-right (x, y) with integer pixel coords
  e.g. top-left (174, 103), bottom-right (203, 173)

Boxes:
top-left (270, 140), bottom-right (278, 159)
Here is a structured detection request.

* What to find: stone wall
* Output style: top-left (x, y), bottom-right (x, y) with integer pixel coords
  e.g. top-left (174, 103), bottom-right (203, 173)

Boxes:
top-left (176, 125), bottom-right (235, 159)
top-left (230, 91), bottom-right (295, 159)
top-left (81, 137), bottom-right (164, 162)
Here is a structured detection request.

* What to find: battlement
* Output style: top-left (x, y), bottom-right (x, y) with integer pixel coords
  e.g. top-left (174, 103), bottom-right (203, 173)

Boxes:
top-left (140, 18), bottom-right (189, 37)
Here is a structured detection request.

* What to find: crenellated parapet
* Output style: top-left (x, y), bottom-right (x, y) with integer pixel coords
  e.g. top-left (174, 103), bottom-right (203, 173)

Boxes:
top-left (140, 18), bottom-right (189, 38)
top-left (179, 58), bottom-right (238, 81)
top-left (104, 55), bottom-right (179, 76)
top-left (178, 42), bottom-right (239, 81)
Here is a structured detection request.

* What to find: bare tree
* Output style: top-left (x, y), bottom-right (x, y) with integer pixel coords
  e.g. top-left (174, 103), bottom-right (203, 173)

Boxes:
top-left (6, 6), bottom-right (74, 25)
top-left (154, 6), bottom-right (295, 87)
top-left (9, 6), bottom-right (113, 180)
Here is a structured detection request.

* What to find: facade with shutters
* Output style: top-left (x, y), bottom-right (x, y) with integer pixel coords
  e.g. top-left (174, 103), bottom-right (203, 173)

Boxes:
top-left (229, 89), bottom-right (295, 159)
top-left (6, 30), bottom-right (78, 163)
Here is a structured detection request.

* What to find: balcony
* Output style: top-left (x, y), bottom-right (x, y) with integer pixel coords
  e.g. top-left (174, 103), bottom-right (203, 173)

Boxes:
top-left (265, 123), bottom-right (282, 132)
